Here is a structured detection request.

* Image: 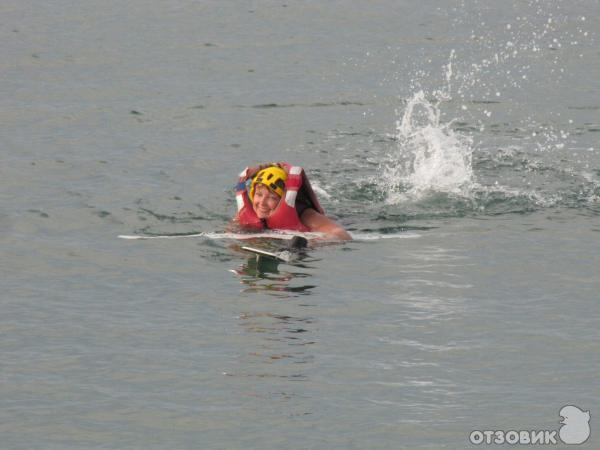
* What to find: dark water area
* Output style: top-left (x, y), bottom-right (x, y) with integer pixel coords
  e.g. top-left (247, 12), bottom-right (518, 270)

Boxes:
top-left (2, 1), bottom-right (599, 448)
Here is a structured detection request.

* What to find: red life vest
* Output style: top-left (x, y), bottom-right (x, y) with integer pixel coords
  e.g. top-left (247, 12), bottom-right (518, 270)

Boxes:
top-left (235, 162), bottom-right (324, 232)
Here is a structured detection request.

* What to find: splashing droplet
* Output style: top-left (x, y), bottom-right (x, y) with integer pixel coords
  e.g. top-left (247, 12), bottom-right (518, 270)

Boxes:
top-left (378, 91), bottom-right (474, 203)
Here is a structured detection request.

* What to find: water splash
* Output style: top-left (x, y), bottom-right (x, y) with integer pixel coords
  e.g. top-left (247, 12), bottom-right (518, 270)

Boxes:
top-left (376, 1), bottom-right (596, 208)
top-left (379, 89), bottom-right (474, 204)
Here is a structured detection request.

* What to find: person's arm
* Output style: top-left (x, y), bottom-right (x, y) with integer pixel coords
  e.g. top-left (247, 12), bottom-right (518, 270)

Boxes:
top-left (300, 208), bottom-right (352, 240)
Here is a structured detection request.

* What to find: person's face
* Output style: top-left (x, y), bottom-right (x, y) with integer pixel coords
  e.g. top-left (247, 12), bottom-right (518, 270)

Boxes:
top-left (252, 184), bottom-right (281, 218)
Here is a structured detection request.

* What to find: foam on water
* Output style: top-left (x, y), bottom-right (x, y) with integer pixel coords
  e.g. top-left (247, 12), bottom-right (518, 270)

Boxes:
top-left (310, 181), bottom-right (333, 201)
top-left (350, 232), bottom-right (421, 241)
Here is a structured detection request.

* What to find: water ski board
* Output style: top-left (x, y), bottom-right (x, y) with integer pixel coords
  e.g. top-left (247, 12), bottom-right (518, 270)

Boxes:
top-left (240, 235), bottom-right (308, 262)
top-left (241, 246), bottom-right (292, 262)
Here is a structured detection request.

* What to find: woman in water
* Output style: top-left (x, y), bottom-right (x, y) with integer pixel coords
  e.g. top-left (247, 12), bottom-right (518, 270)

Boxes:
top-left (232, 163), bottom-right (352, 240)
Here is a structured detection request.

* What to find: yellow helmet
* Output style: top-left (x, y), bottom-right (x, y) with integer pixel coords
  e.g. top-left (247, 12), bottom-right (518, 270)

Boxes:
top-left (250, 166), bottom-right (287, 200)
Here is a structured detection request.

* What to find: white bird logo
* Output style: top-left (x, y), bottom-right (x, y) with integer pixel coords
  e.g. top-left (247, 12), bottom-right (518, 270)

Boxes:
top-left (559, 405), bottom-right (591, 445)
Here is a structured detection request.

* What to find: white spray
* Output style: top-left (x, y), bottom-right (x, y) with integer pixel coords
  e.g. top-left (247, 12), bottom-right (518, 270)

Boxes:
top-left (380, 53), bottom-right (475, 204)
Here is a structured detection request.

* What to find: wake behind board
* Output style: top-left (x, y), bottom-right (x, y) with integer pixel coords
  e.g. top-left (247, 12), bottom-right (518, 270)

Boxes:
top-left (118, 230), bottom-right (323, 241)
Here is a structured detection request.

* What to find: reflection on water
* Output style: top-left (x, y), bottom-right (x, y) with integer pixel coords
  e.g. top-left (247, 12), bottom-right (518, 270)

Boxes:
top-left (224, 254), bottom-right (318, 395)
top-left (238, 311), bottom-right (316, 360)
top-left (230, 255), bottom-right (316, 296)
top-left (223, 311), bottom-right (317, 386)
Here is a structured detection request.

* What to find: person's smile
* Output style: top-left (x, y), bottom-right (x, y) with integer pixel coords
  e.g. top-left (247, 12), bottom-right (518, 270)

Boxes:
top-left (252, 184), bottom-right (281, 219)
